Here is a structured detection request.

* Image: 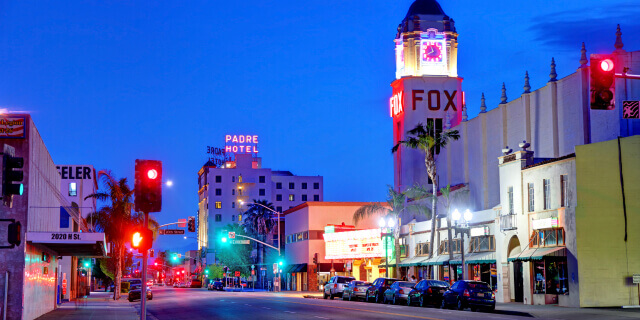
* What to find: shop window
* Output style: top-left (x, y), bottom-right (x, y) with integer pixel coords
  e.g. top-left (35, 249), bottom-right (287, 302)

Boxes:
top-left (534, 260), bottom-right (568, 295)
top-left (286, 235), bottom-right (292, 244)
top-left (415, 242), bottom-right (430, 256)
top-left (276, 182), bottom-right (282, 189)
top-left (560, 175), bottom-right (568, 207)
top-left (302, 182), bottom-right (307, 189)
top-left (68, 182), bottom-right (77, 196)
top-left (259, 176), bottom-right (266, 183)
top-left (469, 236), bottom-right (495, 252)
top-left (529, 228), bottom-right (565, 248)
top-left (400, 245), bottom-right (408, 258)
top-left (215, 201), bottom-right (222, 209)
top-left (303, 231), bottom-right (309, 240)
top-left (438, 239), bottom-right (461, 254)
top-left (543, 179), bottom-right (551, 210)
top-left (528, 183), bottom-right (535, 212)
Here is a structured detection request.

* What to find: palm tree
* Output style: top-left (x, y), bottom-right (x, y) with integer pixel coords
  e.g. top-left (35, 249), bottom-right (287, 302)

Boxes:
top-left (352, 186), bottom-right (429, 278)
top-left (242, 199), bottom-right (276, 286)
top-left (85, 170), bottom-right (159, 300)
top-left (392, 122), bottom-right (460, 261)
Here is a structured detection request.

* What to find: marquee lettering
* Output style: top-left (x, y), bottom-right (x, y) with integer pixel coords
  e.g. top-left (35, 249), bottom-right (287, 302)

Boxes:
top-left (389, 91), bottom-right (404, 117)
top-left (412, 90), bottom-right (424, 110)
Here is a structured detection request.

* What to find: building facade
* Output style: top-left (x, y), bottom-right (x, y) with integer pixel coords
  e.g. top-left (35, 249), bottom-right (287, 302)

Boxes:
top-left (392, 0), bottom-right (640, 308)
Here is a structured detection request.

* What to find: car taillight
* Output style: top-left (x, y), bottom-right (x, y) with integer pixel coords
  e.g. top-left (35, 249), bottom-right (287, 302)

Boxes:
top-left (491, 292), bottom-right (495, 299)
top-left (427, 288), bottom-right (432, 294)
top-left (354, 288), bottom-right (358, 292)
top-left (334, 284), bottom-right (337, 289)
top-left (463, 289), bottom-right (470, 297)
top-left (400, 289), bottom-right (405, 294)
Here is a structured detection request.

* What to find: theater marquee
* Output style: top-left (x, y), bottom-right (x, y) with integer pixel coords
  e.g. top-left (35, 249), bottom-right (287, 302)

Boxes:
top-left (323, 229), bottom-right (391, 260)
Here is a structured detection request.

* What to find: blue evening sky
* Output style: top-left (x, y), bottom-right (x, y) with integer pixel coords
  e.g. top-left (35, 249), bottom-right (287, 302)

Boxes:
top-left (1, 0), bottom-right (638, 251)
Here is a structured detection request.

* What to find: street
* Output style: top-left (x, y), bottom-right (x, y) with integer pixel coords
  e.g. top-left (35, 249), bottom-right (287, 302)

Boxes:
top-left (139, 287), bottom-right (536, 320)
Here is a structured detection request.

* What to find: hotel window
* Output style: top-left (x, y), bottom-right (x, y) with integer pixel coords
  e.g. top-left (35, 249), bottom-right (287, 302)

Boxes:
top-left (68, 182), bottom-right (77, 196)
top-left (276, 206), bottom-right (282, 212)
top-left (238, 175), bottom-right (243, 183)
top-left (314, 195), bottom-right (319, 201)
top-left (232, 202), bottom-right (235, 208)
top-left (276, 194), bottom-right (282, 201)
top-left (469, 236), bottom-right (495, 252)
top-left (560, 175), bottom-right (568, 207)
top-left (238, 214), bottom-right (242, 222)
top-left (215, 214), bottom-right (222, 222)
top-left (238, 189), bottom-right (243, 196)
top-left (507, 186), bottom-right (514, 214)
top-left (543, 179), bottom-right (551, 210)
top-left (313, 182), bottom-right (319, 189)
top-left (302, 195), bottom-right (307, 201)
top-left (215, 201), bottom-right (222, 209)
top-left (426, 118), bottom-right (443, 154)
top-left (289, 182), bottom-right (295, 189)
top-left (286, 235), bottom-right (292, 244)
top-left (215, 175), bottom-right (222, 183)
top-left (289, 194), bottom-right (295, 201)
top-left (259, 189), bottom-right (266, 196)
top-left (528, 183), bottom-right (535, 212)
top-left (232, 176), bottom-right (235, 182)
top-left (232, 189), bottom-right (235, 195)
top-left (232, 215), bottom-right (235, 222)
top-left (216, 188), bottom-right (222, 196)
top-left (415, 242), bottom-right (430, 256)
top-left (439, 239), bottom-right (461, 254)
top-left (259, 176), bottom-right (266, 183)
top-left (276, 182), bottom-right (282, 189)
top-left (302, 183), bottom-right (307, 189)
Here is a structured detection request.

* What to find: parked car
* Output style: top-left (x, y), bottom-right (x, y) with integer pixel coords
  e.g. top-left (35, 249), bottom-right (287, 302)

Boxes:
top-left (341, 281), bottom-right (371, 301)
top-left (323, 276), bottom-right (355, 299)
top-left (383, 281), bottom-right (415, 304)
top-left (173, 282), bottom-right (182, 288)
top-left (407, 279), bottom-right (450, 307)
top-left (126, 279), bottom-right (143, 291)
top-left (365, 278), bottom-right (399, 303)
top-left (128, 287), bottom-right (153, 302)
top-left (189, 279), bottom-right (202, 288)
top-left (441, 280), bottom-right (495, 312)
top-left (208, 281), bottom-right (224, 291)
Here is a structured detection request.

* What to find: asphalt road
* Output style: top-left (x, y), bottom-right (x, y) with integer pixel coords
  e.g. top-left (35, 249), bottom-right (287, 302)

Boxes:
top-left (137, 287), bottom-right (538, 320)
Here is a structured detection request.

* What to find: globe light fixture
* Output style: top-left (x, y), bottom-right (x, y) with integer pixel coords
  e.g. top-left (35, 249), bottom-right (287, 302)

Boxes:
top-left (387, 218), bottom-right (395, 228)
top-left (452, 208), bottom-right (461, 221)
top-left (379, 217), bottom-right (386, 228)
top-left (464, 209), bottom-right (473, 222)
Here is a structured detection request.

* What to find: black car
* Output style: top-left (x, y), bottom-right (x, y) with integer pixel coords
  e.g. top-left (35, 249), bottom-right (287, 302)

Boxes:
top-left (441, 280), bottom-right (495, 312)
top-left (208, 281), bottom-right (224, 291)
top-left (128, 288), bottom-right (153, 302)
top-left (407, 279), bottom-right (450, 307)
top-left (365, 277), bottom-right (399, 303)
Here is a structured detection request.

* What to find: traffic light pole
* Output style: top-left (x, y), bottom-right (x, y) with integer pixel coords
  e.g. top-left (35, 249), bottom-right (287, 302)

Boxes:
top-left (140, 211), bottom-right (149, 320)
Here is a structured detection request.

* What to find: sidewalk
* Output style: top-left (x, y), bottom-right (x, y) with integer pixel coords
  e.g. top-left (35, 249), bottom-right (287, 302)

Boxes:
top-left (36, 291), bottom-right (139, 320)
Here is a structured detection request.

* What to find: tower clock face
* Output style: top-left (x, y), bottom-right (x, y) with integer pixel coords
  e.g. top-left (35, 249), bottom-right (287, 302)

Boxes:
top-left (422, 40), bottom-right (444, 63)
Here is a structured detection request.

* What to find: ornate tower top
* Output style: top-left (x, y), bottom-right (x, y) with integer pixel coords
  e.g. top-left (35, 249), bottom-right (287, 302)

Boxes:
top-left (579, 42), bottom-right (588, 68)
top-left (524, 71), bottom-right (531, 94)
top-left (500, 83), bottom-right (508, 104)
top-left (549, 57), bottom-right (558, 82)
top-left (394, 0), bottom-right (459, 79)
top-left (614, 24), bottom-right (624, 52)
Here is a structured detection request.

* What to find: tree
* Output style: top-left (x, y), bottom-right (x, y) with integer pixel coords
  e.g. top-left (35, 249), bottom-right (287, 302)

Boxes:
top-left (392, 123), bottom-right (460, 261)
top-left (217, 223), bottom-right (252, 278)
top-left (352, 186), bottom-right (429, 278)
top-left (242, 199), bottom-right (277, 288)
top-left (85, 170), bottom-right (159, 300)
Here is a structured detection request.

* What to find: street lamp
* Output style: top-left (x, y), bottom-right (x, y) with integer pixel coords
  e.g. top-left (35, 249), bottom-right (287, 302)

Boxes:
top-left (452, 209), bottom-right (473, 280)
top-left (379, 217), bottom-right (395, 278)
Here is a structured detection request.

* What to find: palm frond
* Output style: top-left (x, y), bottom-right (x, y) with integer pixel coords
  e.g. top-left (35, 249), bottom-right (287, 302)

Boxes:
top-left (352, 202), bottom-right (388, 225)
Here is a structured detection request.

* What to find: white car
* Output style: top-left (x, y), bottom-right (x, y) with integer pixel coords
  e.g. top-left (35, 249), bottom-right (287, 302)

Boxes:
top-left (323, 276), bottom-right (355, 300)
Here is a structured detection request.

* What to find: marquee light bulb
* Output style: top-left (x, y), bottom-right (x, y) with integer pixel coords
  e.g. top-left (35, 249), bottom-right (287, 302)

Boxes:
top-left (600, 59), bottom-right (614, 72)
top-left (147, 169), bottom-right (158, 180)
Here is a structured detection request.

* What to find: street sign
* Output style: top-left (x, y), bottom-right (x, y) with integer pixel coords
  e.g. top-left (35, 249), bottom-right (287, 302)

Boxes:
top-left (235, 271), bottom-right (240, 277)
top-left (228, 231), bottom-right (236, 239)
top-left (633, 274), bottom-right (640, 284)
top-left (273, 263), bottom-right (277, 274)
top-left (178, 219), bottom-right (187, 228)
top-left (159, 229), bottom-right (185, 235)
top-left (230, 239), bottom-right (249, 245)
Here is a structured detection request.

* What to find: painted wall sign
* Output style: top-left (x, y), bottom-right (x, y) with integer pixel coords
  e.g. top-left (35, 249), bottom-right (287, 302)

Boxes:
top-left (622, 101), bottom-right (639, 119)
top-left (56, 166), bottom-right (93, 180)
top-left (532, 217), bottom-right (559, 230)
top-left (225, 135), bottom-right (259, 154)
top-left (0, 116), bottom-right (26, 138)
top-left (470, 226), bottom-right (490, 237)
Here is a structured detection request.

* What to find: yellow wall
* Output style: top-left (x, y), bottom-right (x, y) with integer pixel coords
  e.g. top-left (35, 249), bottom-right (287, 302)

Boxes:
top-left (575, 135), bottom-right (640, 307)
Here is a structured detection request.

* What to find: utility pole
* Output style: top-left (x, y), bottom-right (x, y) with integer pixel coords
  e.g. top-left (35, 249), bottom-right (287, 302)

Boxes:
top-left (141, 211), bottom-right (149, 320)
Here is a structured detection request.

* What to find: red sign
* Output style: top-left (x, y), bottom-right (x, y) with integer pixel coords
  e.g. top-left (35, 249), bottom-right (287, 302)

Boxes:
top-left (0, 116), bottom-right (25, 138)
top-left (225, 135), bottom-right (259, 154)
top-left (251, 270), bottom-right (255, 275)
top-left (178, 219), bottom-right (186, 228)
top-left (62, 278), bottom-right (67, 295)
top-left (234, 271), bottom-right (240, 277)
top-left (389, 91), bottom-right (404, 117)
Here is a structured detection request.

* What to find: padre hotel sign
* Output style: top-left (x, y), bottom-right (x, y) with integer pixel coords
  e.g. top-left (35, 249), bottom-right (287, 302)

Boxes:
top-left (206, 134), bottom-right (260, 166)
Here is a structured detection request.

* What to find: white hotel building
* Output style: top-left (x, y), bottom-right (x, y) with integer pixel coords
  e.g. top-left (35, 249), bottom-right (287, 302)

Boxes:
top-left (392, 0), bottom-right (639, 308)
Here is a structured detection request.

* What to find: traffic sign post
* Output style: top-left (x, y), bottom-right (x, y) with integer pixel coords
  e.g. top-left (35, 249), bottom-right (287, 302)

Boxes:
top-left (228, 232), bottom-right (236, 239)
top-left (159, 229), bottom-right (185, 235)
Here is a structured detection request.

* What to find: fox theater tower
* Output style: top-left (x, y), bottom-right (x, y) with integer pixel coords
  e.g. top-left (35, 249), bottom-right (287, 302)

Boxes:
top-left (391, 0), bottom-right (462, 189)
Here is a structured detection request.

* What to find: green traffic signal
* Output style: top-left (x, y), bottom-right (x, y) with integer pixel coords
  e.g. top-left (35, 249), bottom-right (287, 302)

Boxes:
top-left (278, 260), bottom-right (283, 266)
top-left (221, 237), bottom-right (227, 243)
top-left (205, 269), bottom-right (209, 274)
top-left (172, 255), bottom-right (177, 261)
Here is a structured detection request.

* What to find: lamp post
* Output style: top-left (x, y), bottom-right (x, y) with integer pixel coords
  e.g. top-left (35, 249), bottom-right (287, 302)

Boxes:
top-left (452, 209), bottom-right (473, 281)
top-left (379, 217), bottom-right (395, 278)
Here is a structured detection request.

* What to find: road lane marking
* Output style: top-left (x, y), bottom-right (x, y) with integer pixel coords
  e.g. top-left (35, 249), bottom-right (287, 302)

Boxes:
top-left (284, 311), bottom-right (296, 313)
top-left (314, 317), bottom-right (329, 319)
top-left (253, 298), bottom-right (443, 320)
top-left (262, 307), bottom-right (271, 309)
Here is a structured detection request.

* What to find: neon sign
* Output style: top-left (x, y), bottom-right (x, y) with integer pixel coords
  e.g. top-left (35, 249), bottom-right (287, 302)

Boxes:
top-left (324, 229), bottom-right (385, 260)
top-left (390, 91), bottom-right (404, 117)
top-left (225, 135), bottom-right (259, 154)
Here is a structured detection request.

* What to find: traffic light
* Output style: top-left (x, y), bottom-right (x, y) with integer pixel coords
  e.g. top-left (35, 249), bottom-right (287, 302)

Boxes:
top-left (172, 254), bottom-right (178, 262)
top-left (188, 216), bottom-right (195, 232)
top-left (205, 269), bottom-right (209, 275)
top-left (150, 249), bottom-right (154, 258)
top-left (312, 253), bottom-right (318, 264)
top-left (278, 260), bottom-right (283, 266)
top-left (131, 228), bottom-right (153, 253)
top-left (83, 259), bottom-right (91, 268)
top-left (2, 144), bottom-right (24, 208)
top-left (590, 55), bottom-right (616, 110)
top-left (134, 159), bottom-right (162, 213)
top-left (6, 220), bottom-right (21, 248)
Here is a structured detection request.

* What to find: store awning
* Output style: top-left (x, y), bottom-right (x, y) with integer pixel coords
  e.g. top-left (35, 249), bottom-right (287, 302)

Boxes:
top-left (508, 247), bottom-right (566, 262)
top-left (422, 254), bottom-right (457, 266)
top-left (317, 263), bottom-right (345, 273)
top-left (288, 263), bottom-right (307, 273)
top-left (26, 232), bottom-right (108, 257)
top-left (450, 251), bottom-right (497, 265)
top-left (399, 256), bottom-right (429, 267)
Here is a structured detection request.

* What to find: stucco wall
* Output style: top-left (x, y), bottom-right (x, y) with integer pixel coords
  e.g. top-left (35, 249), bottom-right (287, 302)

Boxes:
top-left (575, 135), bottom-right (640, 307)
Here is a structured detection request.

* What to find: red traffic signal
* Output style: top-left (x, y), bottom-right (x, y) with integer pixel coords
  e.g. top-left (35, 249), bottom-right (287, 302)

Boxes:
top-left (131, 227), bottom-right (153, 252)
top-left (590, 55), bottom-right (616, 110)
top-left (134, 159), bottom-right (162, 213)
